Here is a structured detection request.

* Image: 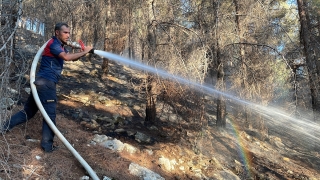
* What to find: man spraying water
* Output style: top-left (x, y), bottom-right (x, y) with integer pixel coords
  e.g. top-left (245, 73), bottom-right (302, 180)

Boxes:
top-left (3, 22), bottom-right (94, 153)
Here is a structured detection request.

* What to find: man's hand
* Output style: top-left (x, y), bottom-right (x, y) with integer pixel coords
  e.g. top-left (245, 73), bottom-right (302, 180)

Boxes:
top-left (83, 46), bottom-right (93, 54)
top-left (89, 48), bottom-right (95, 54)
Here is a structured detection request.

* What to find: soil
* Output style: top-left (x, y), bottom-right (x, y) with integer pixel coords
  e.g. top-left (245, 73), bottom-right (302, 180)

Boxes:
top-left (1, 56), bottom-right (320, 180)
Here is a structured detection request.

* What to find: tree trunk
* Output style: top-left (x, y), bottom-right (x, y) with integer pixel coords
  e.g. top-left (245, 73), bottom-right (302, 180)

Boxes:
top-left (145, 75), bottom-right (157, 122)
top-left (216, 46), bottom-right (226, 127)
top-left (102, 0), bottom-right (112, 79)
top-left (233, 0), bottom-right (246, 88)
top-left (297, 0), bottom-right (319, 120)
top-left (145, 0), bottom-right (157, 123)
top-left (233, 0), bottom-right (250, 126)
top-left (212, 0), bottom-right (226, 127)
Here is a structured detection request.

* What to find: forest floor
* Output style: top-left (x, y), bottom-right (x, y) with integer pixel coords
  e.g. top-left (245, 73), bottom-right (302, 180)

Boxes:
top-left (1, 55), bottom-right (320, 180)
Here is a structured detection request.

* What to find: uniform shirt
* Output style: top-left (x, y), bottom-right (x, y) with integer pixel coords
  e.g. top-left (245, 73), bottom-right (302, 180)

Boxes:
top-left (37, 36), bottom-right (68, 83)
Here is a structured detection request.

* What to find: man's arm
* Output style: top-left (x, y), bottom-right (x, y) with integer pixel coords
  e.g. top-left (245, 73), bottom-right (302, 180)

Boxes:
top-left (59, 46), bottom-right (93, 61)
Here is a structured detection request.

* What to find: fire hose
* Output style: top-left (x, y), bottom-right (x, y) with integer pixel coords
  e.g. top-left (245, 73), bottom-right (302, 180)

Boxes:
top-left (30, 40), bottom-right (99, 180)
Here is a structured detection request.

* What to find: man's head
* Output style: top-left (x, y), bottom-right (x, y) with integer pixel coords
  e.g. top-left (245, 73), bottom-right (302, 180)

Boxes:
top-left (54, 22), bottom-right (70, 44)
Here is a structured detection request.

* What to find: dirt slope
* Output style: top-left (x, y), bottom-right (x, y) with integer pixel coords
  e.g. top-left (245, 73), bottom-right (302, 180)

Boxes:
top-left (0, 56), bottom-right (320, 180)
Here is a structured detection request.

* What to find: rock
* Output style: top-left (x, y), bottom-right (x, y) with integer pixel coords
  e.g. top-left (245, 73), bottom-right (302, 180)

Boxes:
top-left (24, 88), bottom-right (31, 94)
top-left (215, 170), bottom-right (240, 180)
top-left (80, 176), bottom-right (90, 180)
top-left (145, 149), bottom-right (153, 155)
top-left (80, 121), bottom-right (87, 126)
top-left (169, 114), bottom-right (178, 122)
top-left (133, 105), bottom-right (140, 110)
top-left (147, 125), bottom-right (158, 131)
top-left (135, 131), bottom-right (154, 144)
top-left (7, 87), bottom-right (18, 94)
top-left (26, 139), bottom-right (40, 143)
top-left (82, 118), bottom-right (91, 122)
top-left (92, 114), bottom-right (98, 120)
top-left (126, 130), bottom-right (136, 137)
top-left (91, 119), bottom-right (99, 126)
top-left (98, 95), bottom-right (109, 102)
top-left (92, 134), bottom-right (111, 143)
top-left (97, 116), bottom-right (115, 123)
top-left (92, 134), bottom-right (138, 154)
top-left (129, 163), bottom-right (165, 180)
top-left (78, 95), bottom-right (90, 104)
top-left (123, 143), bottom-right (138, 154)
top-left (90, 123), bottom-right (99, 130)
top-left (102, 176), bottom-right (112, 180)
top-left (114, 128), bottom-right (126, 133)
top-left (114, 116), bottom-right (125, 125)
top-left (159, 157), bottom-right (177, 171)
top-left (99, 138), bottom-right (125, 152)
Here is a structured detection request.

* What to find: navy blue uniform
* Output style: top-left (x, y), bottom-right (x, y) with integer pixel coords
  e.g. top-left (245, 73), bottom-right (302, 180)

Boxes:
top-left (4, 36), bottom-right (67, 152)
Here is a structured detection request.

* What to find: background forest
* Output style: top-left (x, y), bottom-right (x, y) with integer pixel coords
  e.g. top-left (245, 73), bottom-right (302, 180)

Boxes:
top-left (1, 0), bottom-right (320, 179)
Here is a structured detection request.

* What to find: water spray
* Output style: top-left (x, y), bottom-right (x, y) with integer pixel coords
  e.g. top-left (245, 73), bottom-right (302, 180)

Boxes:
top-left (93, 50), bottom-right (320, 144)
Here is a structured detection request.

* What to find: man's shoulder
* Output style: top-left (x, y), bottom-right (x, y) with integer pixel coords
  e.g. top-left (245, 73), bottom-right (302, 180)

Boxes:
top-left (50, 36), bottom-right (61, 46)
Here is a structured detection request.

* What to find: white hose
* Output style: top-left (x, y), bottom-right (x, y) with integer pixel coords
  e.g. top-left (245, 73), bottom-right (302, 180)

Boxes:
top-left (30, 40), bottom-right (100, 180)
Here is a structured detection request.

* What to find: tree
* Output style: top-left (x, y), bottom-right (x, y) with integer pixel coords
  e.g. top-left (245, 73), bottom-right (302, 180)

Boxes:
top-left (213, 0), bottom-right (226, 127)
top-left (145, 0), bottom-right (157, 123)
top-left (297, 0), bottom-right (320, 119)
top-left (101, 0), bottom-right (112, 78)
top-left (0, 0), bottom-right (23, 126)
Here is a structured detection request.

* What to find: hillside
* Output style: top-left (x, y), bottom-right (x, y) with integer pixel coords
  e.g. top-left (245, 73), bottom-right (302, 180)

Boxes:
top-left (0, 54), bottom-right (320, 180)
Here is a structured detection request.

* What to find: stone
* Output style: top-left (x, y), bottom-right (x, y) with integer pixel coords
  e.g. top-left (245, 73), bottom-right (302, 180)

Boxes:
top-left (102, 176), bottom-right (112, 180)
top-left (129, 163), bottom-right (165, 180)
top-left (91, 119), bottom-right (99, 126)
top-left (24, 88), bottom-right (31, 94)
top-left (135, 131), bottom-right (153, 144)
top-left (158, 157), bottom-right (177, 171)
top-left (98, 96), bottom-right (109, 102)
top-left (92, 134), bottom-right (111, 143)
top-left (7, 87), bottom-right (18, 94)
top-left (147, 125), bottom-right (158, 131)
top-left (80, 121), bottom-right (87, 126)
top-left (114, 128), bottom-right (126, 133)
top-left (133, 105), bottom-right (140, 110)
top-left (100, 138), bottom-right (125, 152)
top-left (80, 176), bottom-right (90, 180)
top-left (35, 156), bottom-right (41, 160)
top-left (123, 143), bottom-right (138, 154)
top-left (216, 170), bottom-right (240, 180)
top-left (97, 116), bottom-right (115, 123)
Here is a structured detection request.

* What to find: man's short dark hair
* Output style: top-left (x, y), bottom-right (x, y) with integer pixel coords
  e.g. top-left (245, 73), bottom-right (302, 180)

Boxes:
top-left (54, 22), bottom-right (69, 31)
